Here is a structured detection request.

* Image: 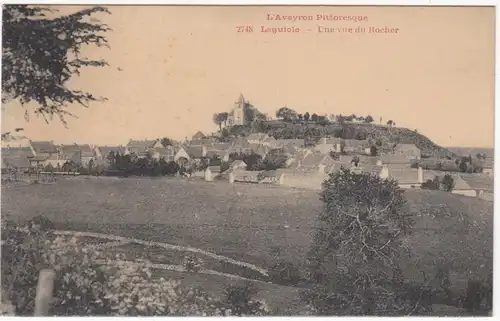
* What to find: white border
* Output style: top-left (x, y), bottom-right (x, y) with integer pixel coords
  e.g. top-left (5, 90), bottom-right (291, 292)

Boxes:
top-left (0, 1), bottom-right (498, 321)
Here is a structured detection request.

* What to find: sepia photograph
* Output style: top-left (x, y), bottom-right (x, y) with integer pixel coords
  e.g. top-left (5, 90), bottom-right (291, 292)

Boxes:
top-left (0, 3), bottom-right (495, 317)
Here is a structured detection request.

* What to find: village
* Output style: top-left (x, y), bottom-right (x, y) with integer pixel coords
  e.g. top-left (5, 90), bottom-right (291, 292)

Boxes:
top-left (1, 94), bottom-right (494, 202)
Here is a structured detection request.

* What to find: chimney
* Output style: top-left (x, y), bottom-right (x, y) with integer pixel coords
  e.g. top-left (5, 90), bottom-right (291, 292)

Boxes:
top-left (417, 166), bottom-right (424, 184)
top-left (379, 165), bottom-right (389, 179)
top-left (297, 159), bottom-right (302, 168)
top-left (336, 143), bottom-right (342, 153)
top-left (229, 172), bottom-right (235, 184)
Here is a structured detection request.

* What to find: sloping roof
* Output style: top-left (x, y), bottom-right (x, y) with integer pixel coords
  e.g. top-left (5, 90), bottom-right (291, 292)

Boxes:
top-left (452, 174), bottom-right (474, 191)
top-left (127, 140), bottom-right (158, 150)
top-left (186, 146), bottom-right (205, 158)
top-left (153, 146), bottom-right (175, 157)
top-left (230, 160), bottom-right (247, 168)
top-left (344, 139), bottom-right (369, 148)
top-left (1, 147), bottom-right (34, 158)
top-left (381, 154), bottom-right (412, 165)
top-left (30, 141), bottom-right (58, 154)
top-left (274, 139), bottom-right (305, 148)
top-left (212, 143), bottom-right (231, 150)
top-left (260, 169), bottom-right (284, 178)
top-left (247, 133), bottom-right (269, 141)
top-left (460, 173), bottom-right (494, 192)
top-left (98, 146), bottom-right (124, 156)
top-left (192, 131), bottom-right (206, 140)
top-left (60, 144), bottom-right (94, 158)
top-left (232, 170), bottom-right (261, 181)
top-left (389, 169), bottom-right (420, 185)
top-left (207, 166), bottom-right (221, 173)
top-left (301, 153), bottom-right (327, 167)
top-left (190, 138), bottom-right (213, 146)
top-left (2, 156), bottom-right (31, 169)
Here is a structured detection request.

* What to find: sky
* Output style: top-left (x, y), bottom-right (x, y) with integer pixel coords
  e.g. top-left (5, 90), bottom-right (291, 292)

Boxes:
top-left (1, 5), bottom-right (495, 147)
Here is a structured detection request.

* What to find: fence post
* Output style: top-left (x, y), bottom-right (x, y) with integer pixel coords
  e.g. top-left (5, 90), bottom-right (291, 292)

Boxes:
top-left (34, 269), bottom-right (55, 316)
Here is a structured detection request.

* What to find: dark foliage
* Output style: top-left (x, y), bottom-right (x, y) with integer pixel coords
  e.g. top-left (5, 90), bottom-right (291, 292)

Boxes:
top-left (2, 5), bottom-right (112, 124)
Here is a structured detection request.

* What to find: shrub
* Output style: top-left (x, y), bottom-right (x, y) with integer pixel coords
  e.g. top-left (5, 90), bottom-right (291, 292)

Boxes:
top-left (182, 255), bottom-right (204, 272)
top-left (303, 168), bottom-right (423, 315)
top-left (269, 261), bottom-right (302, 286)
top-left (1, 218), bottom-right (270, 316)
top-left (222, 282), bottom-right (269, 316)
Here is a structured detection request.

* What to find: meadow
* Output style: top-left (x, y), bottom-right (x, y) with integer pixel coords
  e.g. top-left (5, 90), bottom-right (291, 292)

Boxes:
top-left (1, 176), bottom-right (493, 308)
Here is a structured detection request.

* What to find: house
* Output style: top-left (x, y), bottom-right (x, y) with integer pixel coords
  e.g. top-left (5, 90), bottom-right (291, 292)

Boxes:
top-left (192, 131), bottom-right (206, 140)
top-left (229, 170), bottom-right (261, 183)
top-left (343, 139), bottom-right (369, 154)
top-left (259, 170), bottom-right (285, 185)
top-left (58, 144), bottom-right (95, 166)
top-left (481, 157), bottom-right (494, 176)
top-left (382, 165), bottom-right (425, 189)
top-left (271, 139), bottom-right (304, 149)
top-left (204, 166), bottom-right (222, 181)
top-left (190, 138), bottom-right (213, 146)
top-left (394, 143), bottom-right (421, 159)
top-left (1, 156), bottom-right (31, 173)
top-left (185, 145), bottom-right (207, 160)
top-left (230, 160), bottom-right (247, 170)
top-left (460, 173), bottom-right (494, 200)
top-left (95, 146), bottom-right (124, 160)
top-left (29, 141), bottom-right (59, 162)
top-left (381, 154), bottom-right (412, 166)
top-left (125, 139), bottom-right (162, 157)
top-left (314, 137), bottom-right (343, 155)
top-left (251, 144), bottom-right (269, 158)
top-left (1, 147), bottom-right (34, 172)
top-left (174, 146), bottom-right (190, 165)
top-left (450, 174), bottom-right (476, 197)
top-left (247, 133), bottom-right (273, 145)
top-left (1, 135), bottom-right (31, 148)
top-left (151, 146), bottom-right (176, 162)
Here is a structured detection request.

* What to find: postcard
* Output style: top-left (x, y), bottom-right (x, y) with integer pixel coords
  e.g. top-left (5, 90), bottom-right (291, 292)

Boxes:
top-left (0, 4), bottom-right (494, 317)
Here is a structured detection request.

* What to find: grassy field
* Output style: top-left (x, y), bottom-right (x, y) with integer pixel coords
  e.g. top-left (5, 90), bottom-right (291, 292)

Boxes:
top-left (2, 176), bottom-right (493, 307)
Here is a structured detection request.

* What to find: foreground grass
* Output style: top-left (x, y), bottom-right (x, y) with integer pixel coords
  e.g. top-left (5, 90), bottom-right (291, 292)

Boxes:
top-left (2, 177), bottom-right (493, 299)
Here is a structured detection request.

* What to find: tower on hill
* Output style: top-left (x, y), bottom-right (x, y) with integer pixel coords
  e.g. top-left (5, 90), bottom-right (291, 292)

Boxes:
top-left (231, 93), bottom-right (246, 126)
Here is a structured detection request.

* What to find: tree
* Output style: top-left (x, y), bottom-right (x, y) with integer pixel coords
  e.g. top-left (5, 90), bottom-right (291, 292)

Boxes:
top-left (297, 114), bottom-right (303, 121)
top-left (459, 157), bottom-right (469, 173)
top-left (304, 168), bottom-right (414, 315)
top-left (262, 148), bottom-right (288, 170)
top-left (387, 120), bottom-right (394, 127)
top-left (2, 5), bottom-right (112, 124)
top-left (336, 114), bottom-right (345, 124)
top-left (220, 112), bottom-right (229, 127)
top-left (160, 137), bottom-right (173, 147)
top-left (303, 112), bottom-right (310, 122)
top-left (276, 107), bottom-right (297, 122)
top-left (365, 115), bottom-right (374, 124)
top-left (213, 113), bottom-right (224, 130)
top-left (351, 155), bottom-right (360, 167)
top-left (311, 113), bottom-right (319, 122)
top-left (87, 158), bottom-right (95, 173)
top-left (441, 174), bottom-right (455, 192)
top-left (421, 176), bottom-right (441, 190)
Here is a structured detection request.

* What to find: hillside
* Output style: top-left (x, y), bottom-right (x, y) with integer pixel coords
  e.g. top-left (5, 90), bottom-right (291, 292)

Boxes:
top-left (228, 121), bottom-right (454, 157)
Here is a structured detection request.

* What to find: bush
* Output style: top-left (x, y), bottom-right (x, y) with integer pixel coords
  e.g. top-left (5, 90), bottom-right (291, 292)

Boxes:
top-left (303, 168), bottom-right (421, 315)
top-left (1, 217), bottom-right (270, 316)
top-left (222, 282), bottom-right (269, 316)
top-left (182, 255), bottom-right (204, 272)
top-left (269, 261), bottom-right (302, 286)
